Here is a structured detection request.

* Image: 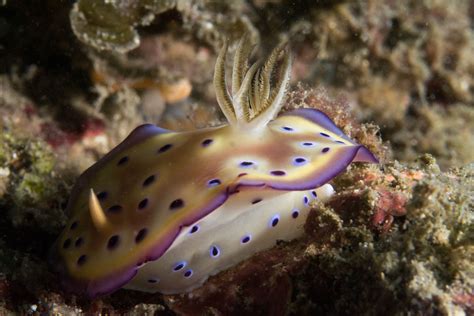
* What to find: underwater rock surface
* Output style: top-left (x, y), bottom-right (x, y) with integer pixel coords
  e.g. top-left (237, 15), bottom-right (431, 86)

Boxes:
top-left (0, 0), bottom-right (472, 314)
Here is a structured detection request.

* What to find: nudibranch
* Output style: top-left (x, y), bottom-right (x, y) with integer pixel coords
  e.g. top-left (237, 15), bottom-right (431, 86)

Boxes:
top-left (53, 36), bottom-right (378, 297)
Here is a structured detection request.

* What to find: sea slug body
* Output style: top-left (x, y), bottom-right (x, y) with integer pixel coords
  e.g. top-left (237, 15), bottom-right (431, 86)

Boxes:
top-left (53, 35), bottom-right (378, 297)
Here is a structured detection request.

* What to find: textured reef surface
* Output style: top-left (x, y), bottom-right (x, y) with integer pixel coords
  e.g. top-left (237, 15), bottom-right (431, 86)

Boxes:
top-left (0, 0), bottom-right (472, 315)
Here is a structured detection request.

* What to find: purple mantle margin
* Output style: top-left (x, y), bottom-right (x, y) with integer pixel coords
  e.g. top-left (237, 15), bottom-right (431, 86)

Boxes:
top-left (52, 108), bottom-right (378, 298)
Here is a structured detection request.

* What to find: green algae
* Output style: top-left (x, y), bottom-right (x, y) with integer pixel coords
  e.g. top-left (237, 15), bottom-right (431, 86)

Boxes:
top-left (0, 132), bottom-right (68, 232)
top-left (0, 132), bottom-right (72, 313)
top-left (70, 0), bottom-right (176, 53)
